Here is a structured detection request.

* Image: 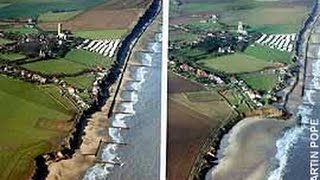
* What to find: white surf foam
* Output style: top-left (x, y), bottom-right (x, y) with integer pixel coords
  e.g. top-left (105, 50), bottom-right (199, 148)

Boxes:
top-left (267, 126), bottom-right (306, 180)
top-left (118, 102), bottom-right (135, 114)
top-left (141, 53), bottom-right (153, 66)
top-left (83, 164), bottom-right (113, 180)
top-left (109, 128), bottom-right (123, 143)
top-left (112, 113), bottom-right (131, 128)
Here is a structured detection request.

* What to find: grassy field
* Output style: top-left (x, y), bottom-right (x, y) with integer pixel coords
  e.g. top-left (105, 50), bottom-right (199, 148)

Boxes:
top-left (38, 10), bottom-right (82, 22)
top-left (0, 75), bottom-right (76, 180)
top-left (0, 0), bottom-right (104, 19)
top-left (64, 49), bottom-right (114, 68)
top-left (22, 59), bottom-right (88, 75)
top-left (0, 53), bottom-right (26, 61)
top-left (222, 88), bottom-right (253, 113)
top-left (170, 29), bottom-right (198, 43)
top-left (199, 53), bottom-right (271, 74)
top-left (239, 73), bottom-right (278, 92)
top-left (62, 74), bottom-right (95, 90)
top-left (73, 29), bottom-right (128, 39)
top-left (245, 45), bottom-right (292, 64)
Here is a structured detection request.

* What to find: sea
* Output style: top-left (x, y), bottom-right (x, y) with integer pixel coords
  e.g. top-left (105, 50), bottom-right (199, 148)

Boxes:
top-left (268, 53), bottom-right (320, 179)
top-left (82, 31), bottom-right (162, 180)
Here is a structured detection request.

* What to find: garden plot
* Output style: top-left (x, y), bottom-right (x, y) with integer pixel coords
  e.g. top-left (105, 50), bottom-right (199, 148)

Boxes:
top-left (255, 33), bottom-right (296, 52)
top-left (78, 39), bottom-right (121, 58)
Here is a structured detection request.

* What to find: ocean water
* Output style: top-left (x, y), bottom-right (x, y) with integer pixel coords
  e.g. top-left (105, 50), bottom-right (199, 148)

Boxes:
top-left (83, 32), bottom-right (162, 180)
top-left (267, 48), bottom-right (320, 180)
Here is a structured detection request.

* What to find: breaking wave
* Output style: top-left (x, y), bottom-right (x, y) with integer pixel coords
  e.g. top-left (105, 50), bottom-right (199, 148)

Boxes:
top-left (267, 126), bottom-right (306, 180)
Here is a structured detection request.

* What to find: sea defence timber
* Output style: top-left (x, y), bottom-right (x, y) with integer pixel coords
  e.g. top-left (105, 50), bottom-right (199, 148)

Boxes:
top-left (33, 1), bottom-right (161, 179)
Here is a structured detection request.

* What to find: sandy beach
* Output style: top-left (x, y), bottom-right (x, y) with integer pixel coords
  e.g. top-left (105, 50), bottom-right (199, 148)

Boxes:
top-left (206, 117), bottom-right (296, 180)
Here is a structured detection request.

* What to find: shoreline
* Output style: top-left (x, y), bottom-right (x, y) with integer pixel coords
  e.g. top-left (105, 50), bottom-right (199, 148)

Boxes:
top-left (32, 1), bottom-right (161, 179)
top-left (196, 0), bottom-right (320, 179)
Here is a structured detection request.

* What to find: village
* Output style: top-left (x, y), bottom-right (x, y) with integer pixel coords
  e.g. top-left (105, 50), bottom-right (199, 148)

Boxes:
top-left (0, 20), bottom-right (121, 110)
top-left (169, 15), bottom-right (297, 114)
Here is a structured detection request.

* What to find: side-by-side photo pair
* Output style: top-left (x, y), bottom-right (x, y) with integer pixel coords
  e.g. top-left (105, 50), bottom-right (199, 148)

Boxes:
top-left (0, 0), bottom-right (318, 180)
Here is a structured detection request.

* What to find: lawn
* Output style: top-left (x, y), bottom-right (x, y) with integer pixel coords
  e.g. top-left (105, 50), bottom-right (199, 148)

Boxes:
top-left (22, 59), bottom-right (88, 75)
top-left (38, 10), bottom-right (82, 22)
top-left (239, 73), bottom-right (278, 92)
top-left (170, 30), bottom-right (198, 43)
top-left (0, 52), bottom-right (26, 61)
top-left (62, 74), bottom-right (95, 90)
top-left (244, 45), bottom-right (292, 64)
top-left (64, 49), bottom-right (114, 68)
top-left (199, 53), bottom-right (271, 74)
top-left (0, 75), bottom-right (76, 180)
top-left (73, 29), bottom-right (128, 39)
top-left (0, 0), bottom-right (104, 19)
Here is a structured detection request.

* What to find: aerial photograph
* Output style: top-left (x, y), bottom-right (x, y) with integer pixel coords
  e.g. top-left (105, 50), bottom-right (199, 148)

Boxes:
top-left (168, 0), bottom-right (319, 180)
top-left (0, 0), bottom-right (162, 180)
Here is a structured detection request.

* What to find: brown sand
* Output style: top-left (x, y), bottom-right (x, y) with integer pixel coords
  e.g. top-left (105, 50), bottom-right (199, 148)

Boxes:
top-left (206, 117), bottom-right (296, 180)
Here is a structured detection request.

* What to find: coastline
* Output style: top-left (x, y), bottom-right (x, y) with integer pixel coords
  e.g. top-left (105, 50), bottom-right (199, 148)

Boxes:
top-left (204, 1), bottom-right (320, 180)
top-left (38, 1), bottom-right (161, 179)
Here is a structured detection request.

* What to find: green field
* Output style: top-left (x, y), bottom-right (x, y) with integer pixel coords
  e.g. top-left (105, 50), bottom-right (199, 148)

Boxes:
top-left (0, 0), bottom-right (104, 19)
top-left (170, 30), bottom-right (198, 43)
top-left (244, 45), bottom-right (292, 64)
top-left (64, 49), bottom-right (114, 68)
top-left (62, 74), bottom-right (95, 90)
top-left (0, 75), bottom-right (76, 180)
top-left (22, 59), bottom-right (88, 75)
top-left (0, 52), bottom-right (26, 61)
top-left (239, 73), bottom-right (278, 92)
top-left (222, 88), bottom-right (253, 113)
top-left (73, 29), bottom-right (128, 39)
top-left (38, 10), bottom-right (82, 22)
top-left (199, 53), bottom-right (271, 74)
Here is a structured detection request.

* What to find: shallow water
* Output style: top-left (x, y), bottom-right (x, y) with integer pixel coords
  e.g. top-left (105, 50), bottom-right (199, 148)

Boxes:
top-left (83, 32), bottom-right (161, 180)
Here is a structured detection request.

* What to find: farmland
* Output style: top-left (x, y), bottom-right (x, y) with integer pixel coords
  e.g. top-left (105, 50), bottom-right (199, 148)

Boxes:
top-left (168, 73), bottom-right (237, 180)
top-left (38, 11), bottom-right (82, 22)
top-left (239, 73), bottom-right (278, 92)
top-left (0, 0), bottom-right (104, 19)
top-left (0, 52), bottom-right (26, 61)
top-left (0, 75), bottom-right (76, 180)
top-left (22, 59), bottom-right (88, 75)
top-left (170, 0), bottom-right (312, 34)
top-left (244, 45), bottom-right (292, 64)
top-left (0, 0), bottom-right (150, 179)
top-left (199, 53), bottom-right (271, 74)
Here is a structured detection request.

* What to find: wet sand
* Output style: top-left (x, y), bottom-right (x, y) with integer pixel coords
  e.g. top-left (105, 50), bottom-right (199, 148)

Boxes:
top-left (206, 117), bottom-right (295, 180)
